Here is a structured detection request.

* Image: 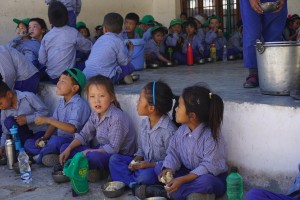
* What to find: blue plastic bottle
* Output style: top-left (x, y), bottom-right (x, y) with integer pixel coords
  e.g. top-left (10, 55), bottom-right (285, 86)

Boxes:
top-left (10, 125), bottom-right (21, 151)
top-left (226, 166), bottom-right (243, 200)
top-left (18, 148), bottom-right (32, 183)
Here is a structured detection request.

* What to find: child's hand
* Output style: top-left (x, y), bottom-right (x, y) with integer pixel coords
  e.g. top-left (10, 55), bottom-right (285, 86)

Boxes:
top-left (165, 177), bottom-right (184, 194)
top-left (15, 115), bottom-right (27, 126)
top-left (158, 168), bottom-right (173, 183)
top-left (249, 0), bottom-right (263, 14)
top-left (59, 148), bottom-right (71, 165)
top-left (82, 148), bottom-right (105, 156)
top-left (130, 161), bottom-right (154, 170)
top-left (35, 116), bottom-right (49, 125)
top-left (217, 29), bottom-right (223, 37)
top-left (126, 40), bottom-right (134, 52)
top-left (35, 137), bottom-right (47, 148)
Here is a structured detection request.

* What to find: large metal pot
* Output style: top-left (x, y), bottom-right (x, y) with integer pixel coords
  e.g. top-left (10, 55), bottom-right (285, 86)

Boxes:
top-left (256, 40), bottom-right (300, 95)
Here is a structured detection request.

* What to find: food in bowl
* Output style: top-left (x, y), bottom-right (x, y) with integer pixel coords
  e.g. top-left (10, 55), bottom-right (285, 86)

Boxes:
top-left (260, 2), bottom-right (278, 12)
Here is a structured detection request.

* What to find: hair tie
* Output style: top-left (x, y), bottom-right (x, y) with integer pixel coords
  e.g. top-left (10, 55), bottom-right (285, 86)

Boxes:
top-left (152, 81), bottom-right (156, 105)
top-left (209, 92), bottom-right (212, 99)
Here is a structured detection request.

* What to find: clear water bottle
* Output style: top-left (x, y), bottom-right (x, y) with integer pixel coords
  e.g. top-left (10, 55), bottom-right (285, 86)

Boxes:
top-left (223, 45), bottom-right (228, 62)
top-left (226, 166), bottom-right (243, 200)
top-left (18, 148), bottom-right (32, 183)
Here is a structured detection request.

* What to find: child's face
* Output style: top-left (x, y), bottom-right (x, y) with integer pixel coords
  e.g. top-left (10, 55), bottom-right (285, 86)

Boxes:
top-left (29, 21), bottom-right (45, 40)
top-left (56, 74), bottom-right (77, 97)
top-left (0, 92), bottom-right (13, 110)
top-left (137, 89), bottom-right (151, 116)
top-left (291, 19), bottom-right (300, 30)
top-left (95, 29), bottom-right (103, 37)
top-left (194, 20), bottom-right (202, 29)
top-left (171, 24), bottom-right (182, 34)
top-left (209, 19), bottom-right (220, 29)
top-left (153, 31), bottom-right (164, 44)
top-left (79, 28), bottom-right (89, 38)
top-left (185, 25), bottom-right (196, 35)
top-left (141, 24), bottom-right (150, 32)
top-left (125, 19), bottom-right (137, 33)
top-left (16, 23), bottom-right (28, 37)
top-left (88, 84), bottom-right (113, 117)
top-left (175, 96), bottom-right (189, 124)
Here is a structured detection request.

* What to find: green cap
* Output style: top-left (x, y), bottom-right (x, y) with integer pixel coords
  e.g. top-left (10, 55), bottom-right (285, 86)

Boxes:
top-left (65, 68), bottom-right (86, 90)
top-left (151, 25), bottom-right (167, 34)
top-left (63, 152), bottom-right (89, 195)
top-left (202, 20), bottom-right (209, 27)
top-left (135, 26), bottom-right (143, 38)
top-left (140, 15), bottom-right (155, 25)
top-left (169, 19), bottom-right (182, 27)
top-left (76, 21), bottom-right (86, 28)
top-left (13, 18), bottom-right (30, 25)
top-left (209, 15), bottom-right (221, 23)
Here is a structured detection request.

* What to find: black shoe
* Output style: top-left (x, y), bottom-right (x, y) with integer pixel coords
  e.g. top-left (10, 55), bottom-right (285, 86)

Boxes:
top-left (243, 74), bottom-right (259, 88)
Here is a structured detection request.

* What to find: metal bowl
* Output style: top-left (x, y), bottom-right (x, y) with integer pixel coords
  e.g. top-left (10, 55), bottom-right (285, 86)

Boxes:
top-left (131, 74), bottom-right (140, 81)
top-left (166, 62), bottom-right (173, 67)
top-left (148, 63), bottom-right (159, 69)
top-left (228, 55), bottom-right (235, 60)
top-left (144, 197), bottom-right (167, 200)
top-left (101, 181), bottom-right (125, 198)
top-left (197, 58), bottom-right (205, 64)
top-left (52, 171), bottom-right (70, 183)
top-left (260, 2), bottom-right (278, 12)
top-left (13, 161), bottom-right (32, 174)
top-left (206, 57), bottom-right (213, 62)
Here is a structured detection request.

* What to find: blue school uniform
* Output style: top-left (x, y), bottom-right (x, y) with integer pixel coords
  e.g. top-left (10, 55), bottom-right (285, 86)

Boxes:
top-left (227, 31), bottom-right (243, 57)
top-left (24, 94), bottom-right (91, 163)
top-left (84, 32), bottom-right (134, 83)
top-left (39, 25), bottom-right (92, 81)
top-left (246, 189), bottom-right (299, 200)
top-left (8, 37), bottom-right (40, 65)
top-left (109, 115), bottom-right (177, 186)
top-left (205, 30), bottom-right (227, 60)
top-left (197, 28), bottom-right (206, 43)
top-left (182, 34), bottom-right (205, 61)
top-left (45, 0), bottom-right (81, 28)
top-left (155, 123), bottom-right (227, 199)
top-left (0, 45), bottom-right (39, 93)
top-left (119, 30), bottom-right (140, 40)
top-left (240, 0), bottom-right (287, 69)
top-left (165, 32), bottom-right (185, 63)
top-left (142, 27), bottom-right (153, 42)
top-left (0, 90), bottom-right (49, 148)
top-left (60, 104), bottom-right (137, 170)
top-left (144, 39), bottom-right (167, 64)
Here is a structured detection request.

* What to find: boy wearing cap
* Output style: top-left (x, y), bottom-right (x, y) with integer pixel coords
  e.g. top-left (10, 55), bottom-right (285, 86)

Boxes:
top-left (204, 15), bottom-right (227, 60)
top-left (140, 15), bottom-right (156, 42)
top-left (8, 18), bottom-right (41, 67)
top-left (45, 0), bottom-right (81, 28)
top-left (194, 15), bottom-right (206, 43)
top-left (144, 26), bottom-right (171, 67)
top-left (120, 12), bottom-right (140, 40)
top-left (165, 19), bottom-right (185, 64)
top-left (84, 12), bottom-right (135, 84)
top-left (24, 68), bottom-right (91, 167)
top-left (39, 1), bottom-right (92, 84)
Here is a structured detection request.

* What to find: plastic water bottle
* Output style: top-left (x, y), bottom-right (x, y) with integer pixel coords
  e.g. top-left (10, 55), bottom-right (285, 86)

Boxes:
top-left (223, 45), bottom-right (228, 62)
top-left (18, 148), bottom-right (32, 183)
top-left (226, 166), bottom-right (243, 200)
top-left (210, 43), bottom-right (217, 62)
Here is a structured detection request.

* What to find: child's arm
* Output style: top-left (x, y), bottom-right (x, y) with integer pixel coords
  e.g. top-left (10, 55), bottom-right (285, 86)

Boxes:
top-left (157, 54), bottom-right (171, 64)
top-left (75, 0), bottom-right (81, 16)
top-left (38, 39), bottom-right (48, 66)
top-left (205, 30), bottom-right (218, 45)
top-left (76, 32), bottom-right (93, 52)
top-left (166, 173), bottom-right (198, 194)
top-left (35, 116), bottom-right (76, 133)
top-left (24, 94), bottom-right (49, 124)
top-left (34, 125), bottom-right (57, 147)
top-left (165, 33), bottom-right (179, 47)
top-left (59, 138), bottom-right (81, 164)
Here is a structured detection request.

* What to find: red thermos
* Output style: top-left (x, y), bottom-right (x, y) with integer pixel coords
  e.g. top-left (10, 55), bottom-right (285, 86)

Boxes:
top-left (187, 42), bottom-right (194, 65)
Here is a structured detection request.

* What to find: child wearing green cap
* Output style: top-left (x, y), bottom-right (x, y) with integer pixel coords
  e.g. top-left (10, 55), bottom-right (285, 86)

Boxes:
top-left (144, 26), bottom-right (172, 67)
top-left (24, 68), bottom-right (91, 167)
top-left (165, 19), bottom-right (185, 64)
top-left (140, 15), bottom-right (156, 42)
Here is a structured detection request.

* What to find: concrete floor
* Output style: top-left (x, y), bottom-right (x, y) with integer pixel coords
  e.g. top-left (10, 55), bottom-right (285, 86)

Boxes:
top-left (1, 59), bottom-right (296, 200)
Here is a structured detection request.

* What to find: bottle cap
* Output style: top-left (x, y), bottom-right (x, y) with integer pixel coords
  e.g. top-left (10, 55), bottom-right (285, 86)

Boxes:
top-left (19, 147), bottom-right (25, 152)
top-left (231, 166), bottom-right (238, 172)
top-left (10, 125), bottom-right (18, 134)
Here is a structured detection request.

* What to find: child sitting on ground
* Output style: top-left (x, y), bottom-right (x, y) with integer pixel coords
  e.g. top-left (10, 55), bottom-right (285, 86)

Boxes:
top-left (0, 79), bottom-right (49, 158)
top-left (84, 12), bottom-right (135, 84)
top-left (144, 26), bottom-right (172, 67)
top-left (59, 75), bottom-right (137, 181)
top-left (24, 68), bottom-right (91, 167)
top-left (227, 20), bottom-right (243, 59)
top-left (182, 20), bottom-right (205, 63)
top-left (39, 1), bottom-right (92, 83)
top-left (0, 45), bottom-right (39, 93)
top-left (165, 19), bottom-right (185, 65)
top-left (152, 84), bottom-right (227, 200)
top-left (109, 81), bottom-right (178, 189)
top-left (8, 18), bottom-right (41, 67)
top-left (120, 12), bottom-right (140, 39)
top-left (205, 15), bottom-right (227, 60)
top-left (140, 15), bottom-right (156, 42)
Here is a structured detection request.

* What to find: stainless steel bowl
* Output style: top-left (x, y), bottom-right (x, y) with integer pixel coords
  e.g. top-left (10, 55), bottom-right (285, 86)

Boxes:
top-left (260, 2), bottom-right (278, 12)
top-left (13, 161), bottom-right (32, 174)
top-left (52, 171), bottom-right (70, 183)
top-left (206, 57), bottom-right (213, 62)
top-left (228, 55), bottom-right (235, 60)
top-left (197, 58), bottom-right (205, 64)
top-left (148, 63), bottom-right (159, 68)
top-left (144, 197), bottom-right (167, 200)
top-left (166, 62), bottom-right (173, 67)
top-left (101, 181), bottom-right (125, 198)
top-left (131, 74), bottom-right (140, 81)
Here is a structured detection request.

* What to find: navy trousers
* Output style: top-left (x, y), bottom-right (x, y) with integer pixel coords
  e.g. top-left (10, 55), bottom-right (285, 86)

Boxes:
top-left (246, 189), bottom-right (299, 200)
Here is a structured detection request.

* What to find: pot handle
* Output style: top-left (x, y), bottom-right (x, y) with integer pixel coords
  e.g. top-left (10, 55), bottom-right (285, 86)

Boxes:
top-left (256, 40), bottom-right (265, 54)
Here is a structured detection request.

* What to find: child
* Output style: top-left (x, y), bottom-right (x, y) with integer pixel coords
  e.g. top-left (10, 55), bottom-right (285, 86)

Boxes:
top-left (193, 15), bottom-right (206, 43)
top-left (182, 20), bottom-right (205, 63)
top-left (8, 18), bottom-right (41, 66)
top-left (59, 75), bottom-right (136, 176)
top-left (283, 14), bottom-right (300, 41)
top-left (0, 45), bottom-right (40, 93)
top-left (45, 0), bottom-right (81, 28)
top-left (140, 15), bottom-right (156, 42)
top-left (227, 21), bottom-right (243, 59)
top-left (0, 79), bottom-right (49, 158)
top-left (39, 1), bottom-right (92, 83)
top-left (84, 13), bottom-right (135, 84)
top-left (153, 85), bottom-right (227, 200)
top-left (180, 12), bottom-right (188, 21)
top-left (29, 18), bottom-right (48, 42)
top-left (205, 15), bottom-right (227, 60)
top-left (24, 68), bottom-right (91, 167)
top-left (93, 25), bottom-right (103, 42)
top-left (165, 19), bottom-right (185, 64)
top-left (144, 26), bottom-right (171, 67)
top-left (120, 12), bottom-right (140, 39)
top-left (109, 81), bottom-right (178, 188)
top-left (76, 21), bottom-right (92, 70)
top-left (76, 21), bottom-right (91, 41)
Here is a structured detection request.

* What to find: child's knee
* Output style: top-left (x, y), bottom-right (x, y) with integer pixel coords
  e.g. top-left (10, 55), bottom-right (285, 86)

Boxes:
top-left (4, 116), bottom-right (16, 129)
